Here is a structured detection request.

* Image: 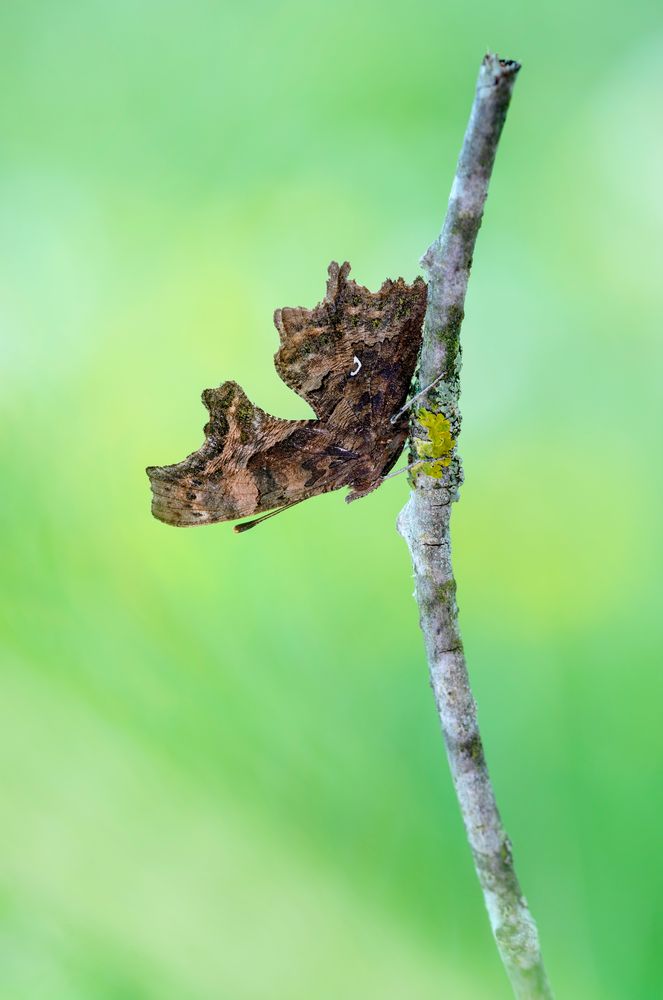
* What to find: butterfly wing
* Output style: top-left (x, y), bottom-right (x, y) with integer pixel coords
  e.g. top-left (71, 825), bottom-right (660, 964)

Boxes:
top-left (273, 262), bottom-right (426, 442)
top-left (147, 263), bottom-right (426, 529)
top-left (147, 381), bottom-right (367, 527)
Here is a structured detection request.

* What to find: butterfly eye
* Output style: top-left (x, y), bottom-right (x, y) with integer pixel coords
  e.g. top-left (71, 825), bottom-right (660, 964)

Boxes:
top-left (349, 355), bottom-right (362, 377)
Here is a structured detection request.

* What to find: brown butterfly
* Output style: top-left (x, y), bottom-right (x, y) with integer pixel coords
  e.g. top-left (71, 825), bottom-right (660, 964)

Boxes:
top-left (147, 261), bottom-right (426, 531)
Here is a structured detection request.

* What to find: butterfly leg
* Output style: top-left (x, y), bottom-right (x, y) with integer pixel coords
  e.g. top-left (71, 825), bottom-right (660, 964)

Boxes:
top-left (345, 480), bottom-right (383, 503)
top-left (390, 373), bottom-right (445, 424)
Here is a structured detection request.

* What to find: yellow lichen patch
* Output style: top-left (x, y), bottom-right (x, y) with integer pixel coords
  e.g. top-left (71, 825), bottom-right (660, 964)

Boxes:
top-left (413, 409), bottom-right (456, 478)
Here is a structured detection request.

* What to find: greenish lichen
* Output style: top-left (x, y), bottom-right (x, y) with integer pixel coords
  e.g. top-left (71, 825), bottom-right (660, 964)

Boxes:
top-left (451, 211), bottom-right (481, 247)
top-left (439, 303), bottom-right (464, 343)
top-left (413, 408), bottom-right (456, 478)
top-left (437, 579), bottom-right (456, 604)
top-left (500, 840), bottom-right (512, 865)
top-left (463, 733), bottom-right (484, 763)
top-left (432, 305), bottom-right (464, 390)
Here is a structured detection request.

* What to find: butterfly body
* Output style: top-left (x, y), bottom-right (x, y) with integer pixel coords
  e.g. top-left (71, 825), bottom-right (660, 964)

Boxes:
top-left (147, 262), bottom-right (426, 528)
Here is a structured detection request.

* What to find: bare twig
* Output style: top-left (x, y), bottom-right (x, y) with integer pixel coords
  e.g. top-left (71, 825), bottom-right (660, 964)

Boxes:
top-left (397, 55), bottom-right (553, 999)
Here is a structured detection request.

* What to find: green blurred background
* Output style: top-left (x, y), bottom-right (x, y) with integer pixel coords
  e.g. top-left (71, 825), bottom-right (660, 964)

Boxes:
top-left (1, 2), bottom-right (661, 997)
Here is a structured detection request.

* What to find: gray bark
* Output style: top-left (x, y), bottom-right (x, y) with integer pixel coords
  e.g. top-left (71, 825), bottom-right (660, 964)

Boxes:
top-left (397, 54), bottom-right (553, 999)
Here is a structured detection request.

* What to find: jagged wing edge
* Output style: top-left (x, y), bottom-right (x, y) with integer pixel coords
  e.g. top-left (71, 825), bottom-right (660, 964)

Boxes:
top-left (271, 261), bottom-right (351, 418)
top-left (146, 380), bottom-right (311, 526)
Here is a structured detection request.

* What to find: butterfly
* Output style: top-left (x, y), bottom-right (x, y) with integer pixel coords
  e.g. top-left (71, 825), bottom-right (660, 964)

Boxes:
top-left (147, 261), bottom-right (427, 531)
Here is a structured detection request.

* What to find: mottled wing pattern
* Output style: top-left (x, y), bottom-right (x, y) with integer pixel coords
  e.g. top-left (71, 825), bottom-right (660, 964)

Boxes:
top-left (274, 261), bottom-right (426, 440)
top-left (148, 381), bottom-right (368, 526)
top-left (147, 263), bottom-right (427, 528)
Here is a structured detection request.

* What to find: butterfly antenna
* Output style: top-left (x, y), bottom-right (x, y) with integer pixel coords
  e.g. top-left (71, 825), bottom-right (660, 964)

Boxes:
top-left (381, 459), bottom-right (426, 482)
top-left (390, 373), bottom-right (445, 424)
top-left (233, 498), bottom-right (308, 533)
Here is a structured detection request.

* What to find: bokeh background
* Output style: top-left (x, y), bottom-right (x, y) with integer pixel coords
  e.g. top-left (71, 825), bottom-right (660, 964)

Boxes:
top-left (1, 2), bottom-right (662, 997)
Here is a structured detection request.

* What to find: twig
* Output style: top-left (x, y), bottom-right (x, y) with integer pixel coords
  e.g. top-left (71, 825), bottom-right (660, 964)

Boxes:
top-left (397, 54), bottom-right (554, 999)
